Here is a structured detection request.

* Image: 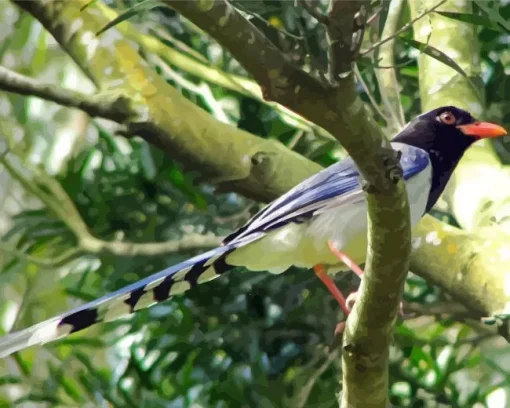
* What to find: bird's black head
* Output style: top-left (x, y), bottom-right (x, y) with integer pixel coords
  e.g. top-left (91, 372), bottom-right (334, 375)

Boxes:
top-left (393, 106), bottom-right (507, 212)
top-left (393, 105), bottom-right (506, 153)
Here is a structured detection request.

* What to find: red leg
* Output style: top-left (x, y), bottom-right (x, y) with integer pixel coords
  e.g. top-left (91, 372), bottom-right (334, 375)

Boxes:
top-left (327, 241), bottom-right (364, 278)
top-left (313, 265), bottom-right (350, 316)
top-left (327, 240), bottom-right (404, 317)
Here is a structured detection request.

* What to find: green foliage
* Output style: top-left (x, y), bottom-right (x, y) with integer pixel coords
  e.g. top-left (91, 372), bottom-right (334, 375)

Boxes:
top-left (0, 0), bottom-right (509, 407)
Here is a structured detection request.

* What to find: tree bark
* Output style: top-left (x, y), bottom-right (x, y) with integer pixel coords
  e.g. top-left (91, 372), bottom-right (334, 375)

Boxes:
top-left (409, 0), bottom-right (510, 321)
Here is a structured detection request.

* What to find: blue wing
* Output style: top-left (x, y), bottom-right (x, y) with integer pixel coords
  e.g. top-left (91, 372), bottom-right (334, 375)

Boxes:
top-left (225, 143), bottom-right (430, 243)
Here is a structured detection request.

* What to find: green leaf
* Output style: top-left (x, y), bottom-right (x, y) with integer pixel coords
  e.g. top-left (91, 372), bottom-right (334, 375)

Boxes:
top-left (52, 337), bottom-right (105, 348)
top-left (400, 37), bottom-right (483, 100)
top-left (0, 376), bottom-right (22, 386)
top-left (401, 37), bottom-right (468, 79)
top-left (31, 29), bottom-right (47, 72)
top-left (80, 0), bottom-right (100, 12)
top-left (474, 1), bottom-right (510, 32)
top-left (96, 0), bottom-right (165, 36)
top-left (437, 11), bottom-right (507, 32)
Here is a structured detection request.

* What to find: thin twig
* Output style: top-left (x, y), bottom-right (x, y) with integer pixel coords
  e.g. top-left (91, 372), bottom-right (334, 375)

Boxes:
top-left (0, 243), bottom-right (83, 269)
top-left (366, 7), bottom-right (382, 25)
top-left (80, 233), bottom-right (222, 257)
top-left (234, 2), bottom-right (304, 40)
top-left (360, 0), bottom-right (447, 56)
top-left (295, 348), bottom-right (340, 408)
top-left (0, 66), bottom-right (130, 122)
top-left (288, 130), bottom-right (306, 150)
top-left (354, 64), bottom-right (388, 124)
top-left (213, 203), bottom-right (257, 224)
top-left (374, 0), bottom-right (407, 131)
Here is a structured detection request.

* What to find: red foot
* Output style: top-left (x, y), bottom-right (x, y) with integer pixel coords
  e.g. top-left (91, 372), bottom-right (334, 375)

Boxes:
top-left (334, 322), bottom-right (346, 335)
top-left (313, 265), bottom-right (350, 316)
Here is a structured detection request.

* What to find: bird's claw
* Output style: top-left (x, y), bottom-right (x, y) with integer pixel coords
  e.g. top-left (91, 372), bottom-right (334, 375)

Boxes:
top-left (346, 292), bottom-right (358, 311)
top-left (382, 148), bottom-right (404, 184)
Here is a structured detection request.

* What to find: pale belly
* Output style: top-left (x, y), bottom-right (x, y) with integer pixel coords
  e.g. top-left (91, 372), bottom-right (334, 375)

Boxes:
top-left (226, 202), bottom-right (369, 274)
top-left (226, 165), bottom-right (431, 275)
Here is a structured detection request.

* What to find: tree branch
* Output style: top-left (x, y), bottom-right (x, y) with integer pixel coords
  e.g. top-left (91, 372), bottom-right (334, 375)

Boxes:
top-left (12, 0), bottom-right (322, 203)
top-left (0, 243), bottom-right (82, 269)
top-left (0, 66), bottom-right (130, 122)
top-left (94, 1), bottom-right (336, 142)
top-left (162, 2), bottom-right (414, 406)
top-left (408, 0), bottom-right (510, 326)
top-left (327, 1), bottom-right (367, 80)
top-left (12, 0), bottom-right (510, 403)
top-left (80, 232), bottom-right (222, 257)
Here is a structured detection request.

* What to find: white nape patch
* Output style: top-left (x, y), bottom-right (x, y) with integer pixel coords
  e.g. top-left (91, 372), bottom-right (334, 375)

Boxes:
top-left (170, 281), bottom-right (191, 296)
top-left (197, 267), bottom-right (220, 284)
top-left (172, 267), bottom-right (192, 281)
top-left (134, 292), bottom-right (157, 311)
top-left (144, 277), bottom-right (165, 291)
top-left (30, 320), bottom-right (73, 346)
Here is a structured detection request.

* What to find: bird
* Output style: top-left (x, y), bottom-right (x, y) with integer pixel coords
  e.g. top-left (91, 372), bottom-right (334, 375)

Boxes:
top-left (0, 106), bottom-right (506, 358)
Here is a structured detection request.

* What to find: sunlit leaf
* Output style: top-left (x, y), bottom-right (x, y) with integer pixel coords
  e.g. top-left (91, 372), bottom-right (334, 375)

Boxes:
top-left (437, 11), bottom-right (507, 32)
top-left (96, 0), bottom-right (166, 36)
top-left (79, 0), bottom-right (100, 12)
top-left (399, 37), bottom-right (483, 100)
top-left (31, 29), bottom-right (47, 72)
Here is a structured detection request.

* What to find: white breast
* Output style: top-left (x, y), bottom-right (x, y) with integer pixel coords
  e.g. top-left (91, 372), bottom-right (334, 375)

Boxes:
top-left (227, 164), bottom-right (432, 274)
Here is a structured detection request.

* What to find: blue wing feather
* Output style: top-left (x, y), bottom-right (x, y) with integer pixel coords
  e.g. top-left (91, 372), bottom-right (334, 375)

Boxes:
top-left (0, 143), bottom-right (430, 358)
top-left (225, 143), bottom-right (430, 243)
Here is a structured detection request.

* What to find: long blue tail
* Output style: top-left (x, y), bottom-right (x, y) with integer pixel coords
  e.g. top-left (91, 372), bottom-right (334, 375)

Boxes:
top-left (0, 237), bottom-right (257, 358)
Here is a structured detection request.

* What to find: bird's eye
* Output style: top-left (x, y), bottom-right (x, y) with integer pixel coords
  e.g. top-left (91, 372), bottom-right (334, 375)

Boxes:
top-left (438, 111), bottom-right (456, 125)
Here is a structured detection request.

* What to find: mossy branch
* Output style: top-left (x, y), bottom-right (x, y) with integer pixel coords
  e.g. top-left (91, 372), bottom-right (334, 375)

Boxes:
top-left (409, 0), bottom-right (510, 325)
top-left (10, 0), bottom-right (510, 404)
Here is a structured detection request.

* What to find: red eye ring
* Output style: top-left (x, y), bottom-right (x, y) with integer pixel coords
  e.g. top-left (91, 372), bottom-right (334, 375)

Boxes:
top-left (439, 111), bottom-right (456, 125)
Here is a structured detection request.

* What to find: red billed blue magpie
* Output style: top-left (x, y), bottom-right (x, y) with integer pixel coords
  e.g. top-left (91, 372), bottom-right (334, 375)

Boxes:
top-left (0, 106), bottom-right (506, 358)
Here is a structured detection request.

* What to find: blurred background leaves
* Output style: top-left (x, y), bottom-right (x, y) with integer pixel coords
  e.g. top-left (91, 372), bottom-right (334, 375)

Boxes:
top-left (0, 0), bottom-right (509, 407)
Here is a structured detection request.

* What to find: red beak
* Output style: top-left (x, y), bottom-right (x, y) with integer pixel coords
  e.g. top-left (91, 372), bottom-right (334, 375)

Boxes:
top-left (457, 122), bottom-right (507, 138)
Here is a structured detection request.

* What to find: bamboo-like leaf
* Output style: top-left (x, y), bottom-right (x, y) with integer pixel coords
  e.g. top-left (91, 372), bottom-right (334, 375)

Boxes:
top-left (96, 0), bottom-right (165, 36)
top-left (437, 11), bottom-right (507, 32)
top-left (400, 37), bottom-right (468, 79)
top-left (400, 37), bottom-right (483, 100)
top-left (474, 1), bottom-right (510, 32)
top-left (80, 0), bottom-right (100, 12)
